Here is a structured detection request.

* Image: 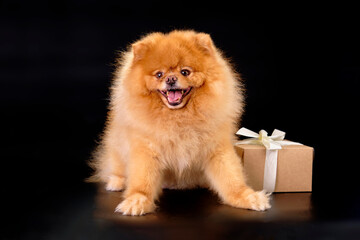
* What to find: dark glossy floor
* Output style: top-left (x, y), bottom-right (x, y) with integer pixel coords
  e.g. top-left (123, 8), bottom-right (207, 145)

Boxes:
top-left (7, 183), bottom-right (360, 240)
top-left (96, 186), bottom-right (313, 223)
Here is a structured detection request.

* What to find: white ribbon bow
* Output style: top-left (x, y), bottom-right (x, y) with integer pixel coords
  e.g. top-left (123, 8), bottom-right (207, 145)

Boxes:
top-left (235, 127), bottom-right (302, 193)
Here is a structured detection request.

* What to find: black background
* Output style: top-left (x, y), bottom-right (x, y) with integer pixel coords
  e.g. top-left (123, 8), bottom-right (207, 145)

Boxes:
top-left (1, 1), bottom-right (359, 239)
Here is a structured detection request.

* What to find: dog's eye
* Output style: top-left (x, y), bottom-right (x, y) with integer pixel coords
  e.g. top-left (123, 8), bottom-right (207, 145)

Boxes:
top-left (180, 69), bottom-right (190, 77)
top-left (155, 71), bottom-right (163, 79)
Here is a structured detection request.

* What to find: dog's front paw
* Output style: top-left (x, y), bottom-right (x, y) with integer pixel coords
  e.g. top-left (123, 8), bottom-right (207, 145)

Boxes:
top-left (225, 188), bottom-right (271, 211)
top-left (243, 190), bottom-right (271, 211)
top-left (115, 193), bottom-right (155, 216)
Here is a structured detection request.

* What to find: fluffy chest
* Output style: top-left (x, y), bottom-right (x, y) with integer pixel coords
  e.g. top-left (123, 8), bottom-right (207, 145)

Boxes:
top-left (155, 128), bottom-right (210, 172)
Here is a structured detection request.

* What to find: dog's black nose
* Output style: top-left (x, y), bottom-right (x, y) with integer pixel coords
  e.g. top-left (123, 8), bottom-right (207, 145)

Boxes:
top-left (165, 75), bottom-right (177, 86)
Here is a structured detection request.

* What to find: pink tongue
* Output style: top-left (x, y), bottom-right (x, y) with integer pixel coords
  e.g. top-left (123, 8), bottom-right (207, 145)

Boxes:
top-left (168, 90), bottom-right (182, 102)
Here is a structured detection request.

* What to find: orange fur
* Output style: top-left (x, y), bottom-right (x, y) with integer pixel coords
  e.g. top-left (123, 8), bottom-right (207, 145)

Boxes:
top-left (89, 30), bottom-right (270, 215)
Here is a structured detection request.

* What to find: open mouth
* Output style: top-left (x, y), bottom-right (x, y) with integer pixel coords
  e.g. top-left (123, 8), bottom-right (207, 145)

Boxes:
top-left (158, 87), bottom-right (193, 106)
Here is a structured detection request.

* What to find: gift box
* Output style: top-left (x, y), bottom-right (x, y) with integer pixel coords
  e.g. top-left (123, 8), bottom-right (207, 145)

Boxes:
top-left (235, 128), bottom-right (314, 193)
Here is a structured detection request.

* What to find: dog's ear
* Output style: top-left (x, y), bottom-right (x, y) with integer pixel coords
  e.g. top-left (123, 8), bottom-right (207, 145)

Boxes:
top-left (195, 33), bottom-right (215, 55)
top-left (132, 32), bottom-right (163, 62)
top-left (131, 42), bottom-right (148, 62)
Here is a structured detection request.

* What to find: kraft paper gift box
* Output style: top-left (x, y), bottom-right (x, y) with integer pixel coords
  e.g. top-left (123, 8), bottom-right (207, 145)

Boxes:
top-left (235, 128), bottom-right (314, 193)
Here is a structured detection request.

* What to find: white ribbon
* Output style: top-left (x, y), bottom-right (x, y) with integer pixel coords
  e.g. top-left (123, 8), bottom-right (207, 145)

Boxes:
top-left (235, 127), bottom-right (302, 193)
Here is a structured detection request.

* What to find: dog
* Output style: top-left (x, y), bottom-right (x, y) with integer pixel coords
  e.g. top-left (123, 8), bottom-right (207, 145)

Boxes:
top-left (89, 30), bottom-right (271, 215)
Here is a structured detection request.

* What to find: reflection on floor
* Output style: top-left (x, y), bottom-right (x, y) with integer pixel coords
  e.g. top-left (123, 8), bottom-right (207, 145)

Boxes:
top-left (94, 183), bottom-right (313, 225)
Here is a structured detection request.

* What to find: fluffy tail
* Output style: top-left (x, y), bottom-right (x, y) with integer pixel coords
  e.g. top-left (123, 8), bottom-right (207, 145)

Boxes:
top-left (85, 144), bottom-right (104, 183)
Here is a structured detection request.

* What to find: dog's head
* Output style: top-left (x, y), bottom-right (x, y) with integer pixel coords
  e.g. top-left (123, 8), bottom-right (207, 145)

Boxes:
top-left (129, 30), bottom-right (218, 109)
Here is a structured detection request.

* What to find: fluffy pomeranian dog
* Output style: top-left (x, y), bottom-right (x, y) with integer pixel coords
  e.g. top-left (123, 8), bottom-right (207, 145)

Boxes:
top-left (89, 30), bottom-right (270, 215)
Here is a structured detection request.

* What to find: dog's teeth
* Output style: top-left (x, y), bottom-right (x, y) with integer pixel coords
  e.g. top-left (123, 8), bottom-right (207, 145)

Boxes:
top-left (166, 91), bottom-right (169, 96)
top-left (181, 90), bottom-right (184, 94)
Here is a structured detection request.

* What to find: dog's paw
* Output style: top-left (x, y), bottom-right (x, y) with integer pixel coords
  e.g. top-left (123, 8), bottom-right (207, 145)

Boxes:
top-left (105, 175), bottom-right (125, 191)
top-left (225, 188), bottom-right (271, 211)
top-left (243, 190), bottom-right (271, 211)
top-left (115, 193), bottom-right (155, 216)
